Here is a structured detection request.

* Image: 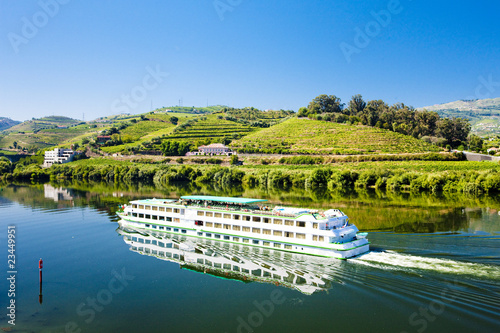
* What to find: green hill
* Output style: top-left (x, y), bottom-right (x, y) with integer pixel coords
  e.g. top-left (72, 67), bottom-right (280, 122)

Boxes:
top-left (230, 117), bottom-right (443, 154)
top-left (419, 97), bottom-right (500, 136)
top-left (0, 117), bottom-right (21, 131)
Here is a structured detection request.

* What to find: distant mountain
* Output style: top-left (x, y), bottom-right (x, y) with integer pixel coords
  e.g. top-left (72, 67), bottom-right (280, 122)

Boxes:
top-left (5, 116), bottom-right (82, 133)
top-left (418, 97), bottom-right (500, 136)
top-left (0, 117), bottom-right (21, 131)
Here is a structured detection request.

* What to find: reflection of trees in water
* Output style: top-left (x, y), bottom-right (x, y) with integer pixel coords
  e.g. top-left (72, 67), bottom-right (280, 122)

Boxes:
top-left (393, 207), bottom-right (469, 233)
top-left (2, 181), bottom-right (499, 233)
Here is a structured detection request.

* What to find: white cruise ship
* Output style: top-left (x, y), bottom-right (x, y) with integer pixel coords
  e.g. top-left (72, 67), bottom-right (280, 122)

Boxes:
top-left (117, 195), bottom-right (369, 259)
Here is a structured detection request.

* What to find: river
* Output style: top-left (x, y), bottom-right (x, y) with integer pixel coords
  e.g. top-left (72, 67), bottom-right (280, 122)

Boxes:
top-left (0, 182), bottom-right (499, 333)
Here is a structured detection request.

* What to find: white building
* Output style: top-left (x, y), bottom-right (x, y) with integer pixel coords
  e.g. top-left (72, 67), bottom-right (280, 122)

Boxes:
top-left (187, 143), bottom-right (235, 156)
top-left (43, 148), bottom-right (75, 167)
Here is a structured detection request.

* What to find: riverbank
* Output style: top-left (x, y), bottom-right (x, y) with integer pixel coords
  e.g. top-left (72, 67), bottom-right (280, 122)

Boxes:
top-left (2, 154), bottom-right (500, 195)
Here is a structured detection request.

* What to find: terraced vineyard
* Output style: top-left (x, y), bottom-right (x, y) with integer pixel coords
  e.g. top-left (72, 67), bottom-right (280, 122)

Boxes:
top-left (164, 115), bottom-right (258, 144)
top-left (230, 117), bottom-right (443, 154)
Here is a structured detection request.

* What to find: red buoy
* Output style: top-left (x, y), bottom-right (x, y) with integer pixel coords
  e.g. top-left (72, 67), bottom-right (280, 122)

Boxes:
top-left (39, 258), bottom-right (43, 270)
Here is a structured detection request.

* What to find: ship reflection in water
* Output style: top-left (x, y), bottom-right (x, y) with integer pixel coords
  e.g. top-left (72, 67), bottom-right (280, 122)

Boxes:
top-left (116, 224), bottom-right (347, 295)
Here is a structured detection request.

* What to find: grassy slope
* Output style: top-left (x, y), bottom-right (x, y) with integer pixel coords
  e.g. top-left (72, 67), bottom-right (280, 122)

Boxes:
top-left (231, 117), bottom-right (443, 154)
top-left (166, 114), bottom-right (258, 142)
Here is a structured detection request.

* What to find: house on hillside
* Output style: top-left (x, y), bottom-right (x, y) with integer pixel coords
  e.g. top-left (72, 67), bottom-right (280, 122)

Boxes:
top-left (43, 148), bottom-right (75, 167)
top-left (97, 135), bottom-right (112, 144)
top-left (187, 143), bottom-right (235, 156)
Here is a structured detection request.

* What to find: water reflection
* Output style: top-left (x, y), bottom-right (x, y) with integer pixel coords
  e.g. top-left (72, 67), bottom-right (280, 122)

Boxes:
top-left (117, 224), bottom-right (346, 295)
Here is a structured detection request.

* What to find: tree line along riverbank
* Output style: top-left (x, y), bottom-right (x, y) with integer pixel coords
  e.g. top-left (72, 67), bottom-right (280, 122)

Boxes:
top-left (2, 154), bottom-right (500, 195)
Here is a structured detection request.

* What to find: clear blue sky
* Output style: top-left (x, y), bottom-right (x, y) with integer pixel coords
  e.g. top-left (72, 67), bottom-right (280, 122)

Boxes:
top-left (1, 0), bottom-right (499, 121)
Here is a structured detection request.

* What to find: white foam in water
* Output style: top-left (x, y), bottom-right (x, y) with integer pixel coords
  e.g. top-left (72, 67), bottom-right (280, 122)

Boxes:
top-left (353, 251), bottom-right (500, 280)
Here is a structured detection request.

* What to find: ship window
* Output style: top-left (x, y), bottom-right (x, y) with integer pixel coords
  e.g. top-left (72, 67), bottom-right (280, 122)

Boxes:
top-left (242, 268), bottom-right (250, 273)
top-left (318, 236), bottom-right (324, 242)
top-left (252, 228), bottom-right (261, 234)
top-left (145, 206), bottom-right (151, 210)
top-left (138, 238), bottom-right (144, 243)
top-left (253, 240), bottom-right (259, 245)
top-left (215, 234), bottom-right (221, 239)
top-left (166, 208), bottom-right (172, 213)
top-left (197, 211), bottom-right (204, 216)
top-left (145, 224), bottom-right (150, 228)
top-left (159, 226), bottom-right (164, 230)
top-left (152, 206), bottom-right (158, 211)
top-left (223, 263), bottom-right (231, 269)
top-left (166, 227), bottom-right (171, 231)
top-left (243, 216), bottom-right (251, 221)
top-left (313, 223), bottom-right (318, 229)
top-left (166, 217), bottom-right (172, 222)
top-left (132, 204), bottom-right (137, 208)
top-left (252, 216), bottom-right (261, 222)
top-left (132, 213), bottom-right (137, 217)
top-left (214, 223), bottom-right (222, 228)
top-left (173, 254), bottom-right (179, 259)
top-left (174, 228), bottom-right (179, 232)
top-left (224, 235), bottom-right (230, 240)
top-left (174, 218), bottom-right (180, 223)
top-left (284, 220), bottom-right (294, 226)
top-left (132, 237), bottom-right (138, 242)
top-left (313, 235), bottom-right (318, 241)
top-left (138, 205), bottom-right (144, 209)
top-left (233, 237), bottom-right (239, 242)
top-left (232, 225), bottom-right (240, 231)
top-left (233, 215), bottom-right (240, 220)
top-left (152, 240), bottom-right (157, 245)
top-left (181, 229), bottom-right (187, 234)
top-left (159, 207), bottom-right (165, 212)
top-left (205, 260), bottom-right (212, 266)
top-left (296, 221), bottom-right (306, 227)
top-left (214, 213), bottom-right (222, 218)
top-left (224, 214), bottom-right (231, 219)
top-left (242, 239), bottom-right (249, 243)
top-left (206, 233), bottom-right (212, 237)
top-left (206, 222), bottom-right (213, 227)
top-left (263, 218), bottom-right (270, 223)
top-left (273, 219), bottom-right (283, 225)
top-left (145, 239), bottom-right (151, 244)
top-left (262, 229), bottom-right (271, 235)
top-left (145, 214), bottom-right (151, 219)
top-left (284, 245), bottom-right (292, 250)
top-left (197, 232), bottom-right (203, 236)
top-left (285, 232), bottom-right (293, 238)
top-left (274, 243), bottom-right (281, 248)
top-left (273, 230), bottom-right (282, 236)
top-left (152, 225), bottom-right (157, 229)
top-left (159, 216), bottom-right (165, 221)
top-left (158, 251), bottom-right (164, 257)
top-left (242, 227), bottom-right (250, 232)
top-left (263, 241), bottom-right (270, 246)
top-left (173, 208), bottom-right (179, 213)
top-left (152, 215), bottom-right (158, 220)
top-left (159, 242), bottom-right (164, 247)
top-left (139, 214), bottom-right (144, 218)
top-left (206, 212), bottom-right (213, 217)
top-left (165, 252), bottom-right (172, 258)
top-left (214, 263), bottom-right (222, 268)
top-left (224, 224), bottom-right (231, 230)
top-left (296, 233), bottom-right (305, 239)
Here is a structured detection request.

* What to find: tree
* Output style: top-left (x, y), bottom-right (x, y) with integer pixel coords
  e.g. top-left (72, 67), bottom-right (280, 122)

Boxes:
top-left (307, 94), bottom-right (344, 114)
top-left (468, 134), bottom-right (483, 152)
top-left (230, 155), bottom-right (239, 165)
top-left (297, 107), bottom-right (308, 117)
top-left (170, 116), bottom-right (178, 125)
top-left (437, 117), bottom-right (471, 147)
top-left (13, 141), bottom-right (17, 149)
top-left (348, 94), bottom-right (366, 116)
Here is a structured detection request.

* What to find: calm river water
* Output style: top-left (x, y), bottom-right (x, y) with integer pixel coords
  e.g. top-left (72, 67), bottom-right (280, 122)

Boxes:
top-left (0, 183), bottom-right (499, 333)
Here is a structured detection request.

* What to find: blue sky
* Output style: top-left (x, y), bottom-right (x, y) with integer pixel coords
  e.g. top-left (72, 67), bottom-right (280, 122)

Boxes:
top-left (1, 0), bottom-right (499, 121)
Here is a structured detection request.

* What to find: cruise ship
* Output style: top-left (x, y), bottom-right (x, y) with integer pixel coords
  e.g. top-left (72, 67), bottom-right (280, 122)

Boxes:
top-left (117, 195), bottom-right (369, 259)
